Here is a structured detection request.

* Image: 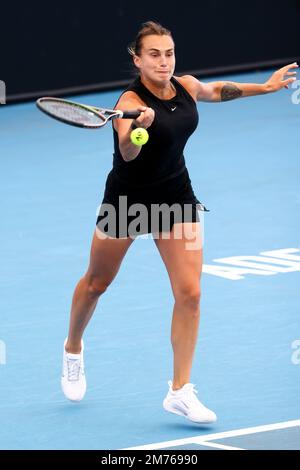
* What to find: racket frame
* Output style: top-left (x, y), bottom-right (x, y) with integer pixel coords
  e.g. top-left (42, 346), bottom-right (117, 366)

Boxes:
top-left (36, 97), bottom-right (140, 129)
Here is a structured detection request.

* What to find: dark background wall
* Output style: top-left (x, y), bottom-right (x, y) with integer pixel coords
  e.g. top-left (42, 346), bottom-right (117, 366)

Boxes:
top-left (2, 0), bottom-right (300, 102)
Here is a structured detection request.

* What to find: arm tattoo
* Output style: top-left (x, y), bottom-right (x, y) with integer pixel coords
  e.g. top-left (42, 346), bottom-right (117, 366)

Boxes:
top-left (221, 83), bottom-right (243, 101)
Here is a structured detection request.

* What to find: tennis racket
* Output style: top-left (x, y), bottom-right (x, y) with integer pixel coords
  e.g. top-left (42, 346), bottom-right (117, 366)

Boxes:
top-left (36, 97), bottom-right (141, 129)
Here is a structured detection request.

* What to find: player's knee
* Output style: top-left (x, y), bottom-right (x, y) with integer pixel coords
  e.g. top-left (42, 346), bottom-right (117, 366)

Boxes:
top-left (85, 275), bottom-right (111, 297)
top-left (175, 285), bottom-right (201, 310)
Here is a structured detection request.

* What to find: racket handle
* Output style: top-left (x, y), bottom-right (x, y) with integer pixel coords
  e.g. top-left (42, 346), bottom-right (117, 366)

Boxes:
top-left (121, 110), bottom-right (141, 119)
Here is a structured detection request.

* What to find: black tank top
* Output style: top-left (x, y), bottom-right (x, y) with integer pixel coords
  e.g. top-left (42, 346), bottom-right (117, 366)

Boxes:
top-left (112, 76), bottom-right (199, 187)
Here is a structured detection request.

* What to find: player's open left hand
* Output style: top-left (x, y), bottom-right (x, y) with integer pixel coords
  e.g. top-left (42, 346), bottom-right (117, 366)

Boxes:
top-left (265, 62), bottom-right (298, 92)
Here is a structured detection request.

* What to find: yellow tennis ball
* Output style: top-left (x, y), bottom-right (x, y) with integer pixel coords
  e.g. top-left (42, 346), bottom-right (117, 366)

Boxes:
top-left (130, 127), bottom-right (149, 146)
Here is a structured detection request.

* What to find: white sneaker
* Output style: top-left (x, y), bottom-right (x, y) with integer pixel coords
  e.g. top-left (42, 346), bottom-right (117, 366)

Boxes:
top-left (61, 338), bottom-right (86, 402)
top-left (163, 380), bottom-right (217, 424)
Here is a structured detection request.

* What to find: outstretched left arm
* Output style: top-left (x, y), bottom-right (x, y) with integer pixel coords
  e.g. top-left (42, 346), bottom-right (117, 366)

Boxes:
top-left (193, 62), bottom-right (298, 102)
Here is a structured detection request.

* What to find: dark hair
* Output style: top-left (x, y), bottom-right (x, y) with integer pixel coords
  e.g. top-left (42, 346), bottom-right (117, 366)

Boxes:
top-left (128, 21), bottom-right (173, 57)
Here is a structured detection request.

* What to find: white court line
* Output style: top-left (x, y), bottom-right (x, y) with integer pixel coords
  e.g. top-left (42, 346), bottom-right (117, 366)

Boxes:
top-left (196, 441), bottom-right (244, 450)
top-left (123, 419), bottom-right (300, 450)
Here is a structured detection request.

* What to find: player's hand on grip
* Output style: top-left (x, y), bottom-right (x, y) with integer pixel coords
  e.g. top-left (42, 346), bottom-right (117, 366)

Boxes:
top-left (133, 106), bottom-right (155, 129)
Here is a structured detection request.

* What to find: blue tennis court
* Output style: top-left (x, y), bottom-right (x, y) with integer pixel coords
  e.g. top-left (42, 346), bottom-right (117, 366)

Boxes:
top-left (0, 68), bottom-right (299, 450)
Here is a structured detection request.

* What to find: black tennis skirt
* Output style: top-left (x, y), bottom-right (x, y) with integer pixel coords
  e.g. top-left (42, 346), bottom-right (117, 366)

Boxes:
top-left (96, 167), bottom-right (209, 238)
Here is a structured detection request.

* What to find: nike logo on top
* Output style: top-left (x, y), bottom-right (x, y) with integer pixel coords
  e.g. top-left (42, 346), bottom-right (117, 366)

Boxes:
top-left (171, 106), bottom-right (177, 111)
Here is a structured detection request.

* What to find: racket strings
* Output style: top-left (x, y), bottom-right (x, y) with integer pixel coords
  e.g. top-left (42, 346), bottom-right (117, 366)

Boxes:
top-left (41, 101), bottom-right (105, 127)
top-left (36, 98), bottom-right (125, 128)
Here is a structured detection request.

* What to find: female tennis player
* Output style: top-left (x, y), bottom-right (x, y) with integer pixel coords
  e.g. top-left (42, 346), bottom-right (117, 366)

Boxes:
top-left (61, 21), bottom-right (298, 423)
